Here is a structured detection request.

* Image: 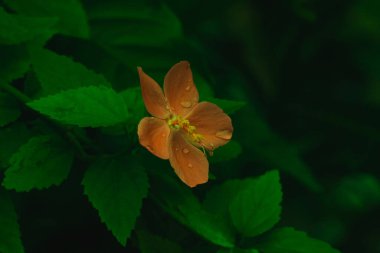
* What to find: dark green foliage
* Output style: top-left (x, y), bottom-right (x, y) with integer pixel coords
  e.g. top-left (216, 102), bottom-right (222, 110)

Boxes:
top-left (0, 0), bottom-right (376, 252)
top-left (2, 135), bottom-right (74, 191)
top-left (83, 156), bottom-right (148, 246)
top-left (0, 190), bottom-right (24, 253)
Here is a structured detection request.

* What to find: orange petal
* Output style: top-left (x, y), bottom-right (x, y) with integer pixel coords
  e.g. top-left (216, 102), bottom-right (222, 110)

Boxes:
top-left (138, 67), bottom-right (169, 119)
top-left (138, 117), bottom-right (170, 159)
top-left (164, 61), bottom-right (199, 117)
top-left (169, 131), bottom-right (208, 187)
top-left (186, 102), bottom-right (233, 150)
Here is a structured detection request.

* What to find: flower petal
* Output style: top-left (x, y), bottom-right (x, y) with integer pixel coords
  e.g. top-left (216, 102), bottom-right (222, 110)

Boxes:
top-left (186, 102), bottom-right (233, 150)
top-left (138, 67), bottom-right (169, 119)
top-left (138, 117), bottom-right (170, 159)
top-left (169, 130), bottom-right (208, 187)
top-left (164, 61), bottom-right (199, 117)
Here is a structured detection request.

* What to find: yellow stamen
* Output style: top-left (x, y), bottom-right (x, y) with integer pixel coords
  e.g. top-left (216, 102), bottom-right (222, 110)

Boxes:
top-left (167, 115), bottom-right (204, 144)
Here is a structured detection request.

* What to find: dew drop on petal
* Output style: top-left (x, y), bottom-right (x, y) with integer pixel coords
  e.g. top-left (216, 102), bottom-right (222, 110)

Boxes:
top-left (182, 148), bottom-right (189, 154)
top-left (185, 85), bottom-right (191, 91)
top-left (180, 101), bottom-right (192, 108)
top-left (188, 163), bottom-right (193, 168)
top-left (216, 130), bottom-right (232, 140)
top-left (175, 147), bottom-right (180, 151)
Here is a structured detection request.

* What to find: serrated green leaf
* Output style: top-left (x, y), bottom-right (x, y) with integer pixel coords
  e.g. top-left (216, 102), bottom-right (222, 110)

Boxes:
top-left (0, 44), bottom-right (30, 83)
top-left (28, 86), bottom-right (128, 127)
top-left (5, 0), bottom-right (89, 38)
top-left (210, 140), bottom-right (242, 163)
top-left (137, 230), bottom-right (184, 253)
top-left (0, 190), bottom-right (24, 253)
top-left (0, 7), bottom-right (57, 45)
top-left (0, 123), bottom-right (32, 170)
top-left (151, 171), bottom-right (235, 248)
top-left (256, 227), bottom-right (340, 253)
top-left (86, 1), bottom-right (182, 47)
top-left (2, 135), bottom-right (74, 191)
top-left (120, 87), bottom-right (145, 125)
top-left (207, 97), bottom-right (247, 115)
top-left (0, 92), bottom-right (21, 127)
top-left (30, 48), bottom-right (111, 95)
top-left (230, 170), bottom-right (282, 237)
top-left (83, 156), bottom-right (149, 246)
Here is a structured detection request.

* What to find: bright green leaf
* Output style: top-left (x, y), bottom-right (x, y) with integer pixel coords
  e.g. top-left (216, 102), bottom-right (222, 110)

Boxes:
top-left (207, 97), bottom-right (247, 115)
top-left (28, 86), bottom-right (128, 127)
top-left (82, 156), bottom-right (149, 246)
top-left (5, 0), bottom-right (89, 38)
top-left (210, 140), bottom-right (242, 163)
top-left (86, 1), bottom-right (182, 46)
top-left (30, 48), bottom-right (111, 95)
top-left (151, 171), bottom-right (235, 248)
top-left (0, 92), bottom-right (21, 127)
top-left (0, 190), bottom-right (24, 253)
top-left (137, 230), bottom-right (184, 253)
top-left (230, 170), bottom-right (282, 237)
top-left (0, 123), bottom-right (32, 170)
top-left (0, 44), bottom-right (30, 83)
top-left (0, 7), bottom-right (57, 45)
top-left (2, 135), bottom-right (74, 191)
top-left (256, 227), bottom-right (340, 253)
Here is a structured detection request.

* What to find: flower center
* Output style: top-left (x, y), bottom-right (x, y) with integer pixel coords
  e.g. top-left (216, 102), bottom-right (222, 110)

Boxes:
top-left (167, 115), bottom-right (203, 144)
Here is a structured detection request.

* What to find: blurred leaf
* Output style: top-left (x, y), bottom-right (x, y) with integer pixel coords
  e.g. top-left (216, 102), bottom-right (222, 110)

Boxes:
top-left (218, 248), bottom-right (259, 253)
top-left (241, 106), bottom-right (322, 192)
top-left (2, 135), bottom-right (74, 191)
top-left (207, 97), bottom-right (247, 115)
top-left (137, 230), bottom-right (184, 253)
top-left (0, 7), bottom-right (57, 45)
top-left (0, 44), bottom-right (30, 83)
top-left (333, 173), bottom-right (380, 212)
top-left (85, 0), bottom-right (182, 47)
top-left (230, 170), bottom-right (282, 237)
top-left (0, 123), bottom-right (32, 170)
top-left (151, 171), bottom-right (235, 248)
top-left (30, 48), bottom-right (111, 95)
top-left (256, 227), bottom-right (340, 253)
top-left (0, 92), bottom-right (21, 127)
top-left (209, 140), bottom-right (242, 163)
top-left (28, 86), bottom-right (128, 127)
top-left (0, 190), bottom-right (24, 253)
top-left (83, 156), bottom-right (149, 246)
top-left (5, 0), bottom-right (89, 38)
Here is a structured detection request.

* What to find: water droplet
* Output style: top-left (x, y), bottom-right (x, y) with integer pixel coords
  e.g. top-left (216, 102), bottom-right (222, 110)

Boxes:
top-left (175, 147), bottom-right (179, 151)
top-left (188, 163), bottom-right (193, 168)
top-left (185, 85), bottom-right (191, 91)
top-left (180, 101), bottom-right (192, 108)
top-left (216, 130), bottom-right (232, 140)
top-left (161, 133), bottom-right (166, 138)
top-left (182, 148), bottom-right (189, 154)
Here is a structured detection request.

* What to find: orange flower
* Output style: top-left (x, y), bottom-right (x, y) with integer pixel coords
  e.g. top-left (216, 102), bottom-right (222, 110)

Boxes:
top-left (137, 61), bottom-right (233, 187)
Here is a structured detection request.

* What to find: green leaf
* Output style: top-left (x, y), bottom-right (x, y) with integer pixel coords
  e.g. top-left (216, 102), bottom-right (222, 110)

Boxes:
top-left (28, 86), bottom-right (129, 127)
top-left (0, 7), bottom-right (57, 45)
top-left (207, 97), bottom-right (247, 115)
top-left (209, 140), bottom-right (242, 163)
top-left (0, 92), bottom-right (21, 127)
top-left (151, 171), bottom-right (235, 248)
top-left (229, 170), bottom-right (282, 237)
top-left (137, 230), bottom-right (184, 253)
top-left (30, 48), bottom-right (111, 95)
top-left (256, 227), bottom-right (340, 253)
top-left (2, 135), bottom-right (74, 191)
top-left (83, 156), bottom-right (149, 246)
top-left (120, 87), bottom-right (145, 127)
top-left (5, 0), bottom-right (89, 38)
top-left (0, 123), bottom-right (32, 170)
top-left (0, 190), bottom-right (24, 253)
top-left (0, 44), bottom-right (30, 83)
top-left (86, 1), bottom-right (182, 46)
